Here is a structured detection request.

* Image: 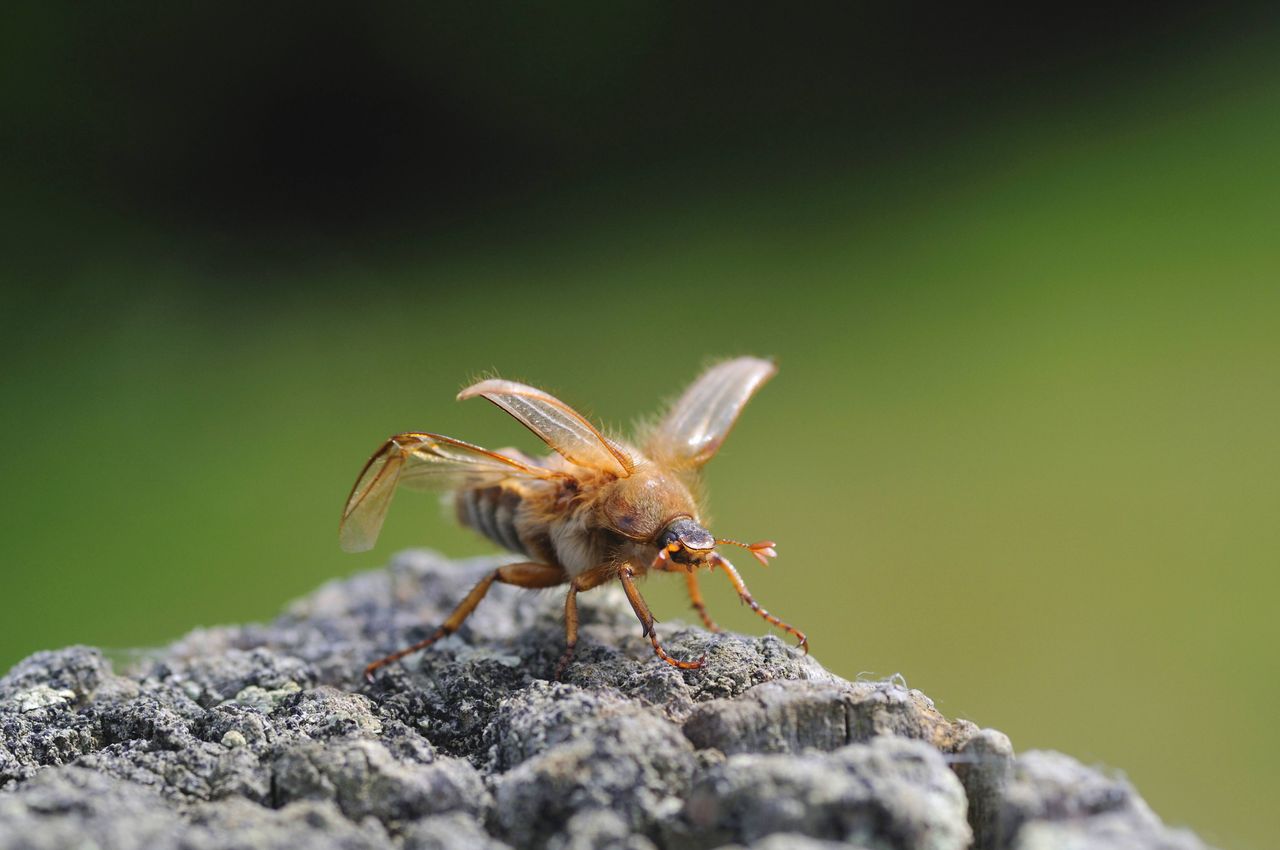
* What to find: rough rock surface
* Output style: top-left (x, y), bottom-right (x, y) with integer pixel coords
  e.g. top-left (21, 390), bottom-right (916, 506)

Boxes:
top-left (0, 550), bottom-right (1213, 849)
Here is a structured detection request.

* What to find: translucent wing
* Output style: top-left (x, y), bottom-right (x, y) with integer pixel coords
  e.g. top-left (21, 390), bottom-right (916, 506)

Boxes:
top-left (339, 432), bottom-right (553, 553)
top-left (458, 379), bottom-right (634, 477)
top-left (647, 357), bottom-right (777, 469)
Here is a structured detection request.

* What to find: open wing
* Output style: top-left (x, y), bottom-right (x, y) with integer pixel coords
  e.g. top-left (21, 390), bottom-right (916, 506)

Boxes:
top-left (339, 432), bottom-right (554, 553)
top-left (647, 357), bottom-right (777, 469)
top-left (458, 379), bottom-right (634, 477)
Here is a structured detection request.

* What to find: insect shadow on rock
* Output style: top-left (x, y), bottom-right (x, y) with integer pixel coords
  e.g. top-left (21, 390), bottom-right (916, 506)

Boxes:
top-left (340, 356), bottom-right (807, 681)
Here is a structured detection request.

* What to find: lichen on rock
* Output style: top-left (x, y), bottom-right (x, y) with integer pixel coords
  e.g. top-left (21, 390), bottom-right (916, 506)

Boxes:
top-left (0, 550), bottom-right (1215, 849)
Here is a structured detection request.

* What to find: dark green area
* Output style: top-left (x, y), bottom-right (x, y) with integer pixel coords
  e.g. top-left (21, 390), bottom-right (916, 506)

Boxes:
top-left (2, 7), bottom-right (1276, 848)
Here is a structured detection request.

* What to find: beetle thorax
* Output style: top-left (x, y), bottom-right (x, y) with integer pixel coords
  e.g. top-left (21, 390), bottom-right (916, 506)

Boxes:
top-left (600, 467), bottom-right (699, 544)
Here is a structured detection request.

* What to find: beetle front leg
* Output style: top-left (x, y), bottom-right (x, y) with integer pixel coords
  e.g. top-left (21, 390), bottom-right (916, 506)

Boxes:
top-left (618, 565), bottom-right (706, 670)
top-left (709, 552), bottom-right (808, 653)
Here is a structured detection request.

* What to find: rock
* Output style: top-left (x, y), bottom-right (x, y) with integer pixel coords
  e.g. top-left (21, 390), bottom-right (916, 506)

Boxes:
top-left (735, 837), bottom-right (871, 850)
top-left (403, 812), bottom-right (514, 850)
top-left (490, 708), bottom-right (695, 848)
top-left (271, 740), bottom-right (487, 823)
top-left (547, 809), bottom-right (661, 850)
top-left (994, 751), bottom-right (1208, 850)
top-left (952, 726), bottom-right (1016, 849)
top-left (0, 647), bottom-right (117, 702)
top-left (1012, 814), bottom-right (1208, 850)
top-left (682, 679), bottom-right (975, 756)
top-left (677, 737), bottom-right (970, 849)
top-left (0, 549), bottom-right (1217, 849)
top-left (0, 765), bottom-right (392, 850)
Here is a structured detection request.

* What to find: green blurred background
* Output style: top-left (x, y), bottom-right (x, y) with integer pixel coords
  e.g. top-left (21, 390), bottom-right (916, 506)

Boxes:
top-left (2, 4), bottom-right (1277, 847)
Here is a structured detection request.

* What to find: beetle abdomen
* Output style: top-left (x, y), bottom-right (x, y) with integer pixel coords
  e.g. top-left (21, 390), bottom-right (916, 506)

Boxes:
top-left (457, 485), bottom-right (527, 556)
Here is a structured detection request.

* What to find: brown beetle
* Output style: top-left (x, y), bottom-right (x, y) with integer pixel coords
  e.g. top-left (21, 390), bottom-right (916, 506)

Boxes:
top-left (341, 357), bottom-right (806, 680)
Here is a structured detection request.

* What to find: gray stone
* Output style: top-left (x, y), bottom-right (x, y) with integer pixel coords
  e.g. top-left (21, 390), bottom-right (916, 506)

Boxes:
top-left (402, 812), bottom-right (514, 850)
top-left (0, 549), bottom-right (1217, 849)
top-left (743, 836), bottom-right (874, 850)
top-left (992, 750), bottom-right (1207, 850)
top-left (678, 737), bottom-right (971, 850)
top-left (490, 709), bottom-right (695, 848)
top-left (270, 740), bottom-right (487, 824)
top-left (0, 765), bottom-right (391, 850)
top-left (482, 680), bottom-right (649, 771)
top-left (1012, 812), bottom-right (1209, 850)
top-left (953, 726), bottom-right (1015, 850)
top-left (0, 646), bottom-right (116, 702)
top-left (682, 679), bottom-right (976, 756)
top-left (547, 809), bottom-right (661, 850)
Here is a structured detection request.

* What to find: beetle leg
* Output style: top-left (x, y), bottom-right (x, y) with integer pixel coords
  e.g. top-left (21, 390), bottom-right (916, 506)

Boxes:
top-left (684, 570), bottom-right (722, 632)
top-left (648, 547), bottom-right (722, 635)
top-left (619, 565), bottom-right (706, 670)
top-left (364, 561), bottom-right (566, 681)
top-left (555, 563), bottom-right (615, 680)
top-left (709, 552), bottom-right (808, 653)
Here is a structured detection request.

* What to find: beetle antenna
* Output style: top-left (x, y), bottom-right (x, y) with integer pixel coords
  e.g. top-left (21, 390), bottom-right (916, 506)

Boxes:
top-left (715, 538), bottom-right (778, 567)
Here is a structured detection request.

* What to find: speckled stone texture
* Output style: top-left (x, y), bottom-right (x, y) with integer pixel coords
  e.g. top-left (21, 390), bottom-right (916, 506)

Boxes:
top-left (0, 550), bottom-right (1212, 850)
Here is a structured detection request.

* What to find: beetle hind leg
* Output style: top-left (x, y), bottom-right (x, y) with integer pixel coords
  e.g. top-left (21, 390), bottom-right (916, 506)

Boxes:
top-left (364, 561), bottom-right (566, 681)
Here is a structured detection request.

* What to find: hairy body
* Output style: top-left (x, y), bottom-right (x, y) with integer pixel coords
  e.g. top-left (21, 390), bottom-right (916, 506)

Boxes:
top-left (456, 453), bottom-right (694, 579)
